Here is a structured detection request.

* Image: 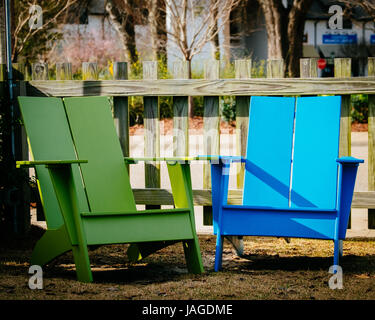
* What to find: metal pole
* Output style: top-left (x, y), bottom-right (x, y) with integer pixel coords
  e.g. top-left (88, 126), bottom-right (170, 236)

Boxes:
top-left (5, 0), bottom-right (17, 233)
top-left (5, 0), bottom-right (14, 155)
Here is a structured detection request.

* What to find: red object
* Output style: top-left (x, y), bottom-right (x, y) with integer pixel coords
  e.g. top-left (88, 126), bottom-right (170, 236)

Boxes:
top-left (317, 58), bottom-right (327, 70)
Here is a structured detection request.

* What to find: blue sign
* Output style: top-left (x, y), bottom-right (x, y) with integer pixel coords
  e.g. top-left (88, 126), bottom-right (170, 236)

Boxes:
top-left (371, 35), bottom-right (375, 44)
top-left (322, 34), bottom-right (357, 44)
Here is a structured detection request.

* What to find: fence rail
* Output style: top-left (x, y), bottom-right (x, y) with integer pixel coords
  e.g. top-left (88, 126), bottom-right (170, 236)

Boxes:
top-left (2, 57), bottom-right (375, 234)
top-left (24, 78), bottom-right (375, 97)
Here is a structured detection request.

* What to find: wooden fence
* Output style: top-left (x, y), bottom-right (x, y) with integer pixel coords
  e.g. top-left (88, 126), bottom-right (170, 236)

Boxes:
top-left (3, 57), bottom-right (375, 234)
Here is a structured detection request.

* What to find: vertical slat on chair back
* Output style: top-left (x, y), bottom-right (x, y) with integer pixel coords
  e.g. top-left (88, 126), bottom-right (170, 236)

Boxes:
top-left (243, 97), bottom-right (295, 207)
top-left (291, 96), bottom-right (341, 209)
top-left (63, 97), bottom-right (136, 213)
top-left (17, 97), bottom-right (89, 229)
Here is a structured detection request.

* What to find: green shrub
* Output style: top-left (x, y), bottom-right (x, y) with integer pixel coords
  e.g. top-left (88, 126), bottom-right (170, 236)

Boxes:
top-left (221, 96), bottom-right (236, 122)
top-left (351, 94), bottom-right (368, 123)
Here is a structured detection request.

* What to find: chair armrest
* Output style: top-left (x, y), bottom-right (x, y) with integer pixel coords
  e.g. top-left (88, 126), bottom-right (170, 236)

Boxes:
top-left (196, 155), bottom-right (245, 163)
top-left (336, 156), bottom-right (364, 166)
top-left (16, 160), bottom-right (88, 168)
top-left (124, 156), bottom-right (195, 164)
top-left (123, 157), bottom-right (196, 211)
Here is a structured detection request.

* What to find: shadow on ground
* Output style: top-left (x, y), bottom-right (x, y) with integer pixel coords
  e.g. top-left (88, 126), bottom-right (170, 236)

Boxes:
top-left (1, 225), bottom-right (375, 299)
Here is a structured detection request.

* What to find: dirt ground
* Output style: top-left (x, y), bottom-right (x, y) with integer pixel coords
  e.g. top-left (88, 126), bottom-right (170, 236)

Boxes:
top-left (1, 225), bottom-right (375, 301)
top-left (0, 121), bottom-right (372, 302)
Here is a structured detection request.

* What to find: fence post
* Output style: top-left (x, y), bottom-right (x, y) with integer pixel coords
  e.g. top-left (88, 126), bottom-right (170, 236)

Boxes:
top-left (267, 59), bottom-right (285, 78)
top-left (112, 62), bottom-right (129, 164)
top-left (235, 59), bottom-right (251, 190)
top-left (203, 60), bottom-right (220, 225)
top-left (300, 58), bottom-right (318, 78)
top-left (368, 57), bottom-right (375, 229)
top-left (82, 62), bottom-right (99, 80)
top-left (56, 63), bottom-right (72, 80)
top-left (335, 58), bottom-right (352, 228)
top-left (32, 63), bottom-right (49, 80)
top-left (11, 63), bottom-right (31, 233)
top-left (172, 60), bottom-right (189, 157)
top-left (143, 61), bottom-right (160, 209)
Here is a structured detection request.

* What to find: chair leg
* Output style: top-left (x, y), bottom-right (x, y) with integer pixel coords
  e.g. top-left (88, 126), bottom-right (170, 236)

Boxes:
top-left (31, 225), bottom-right (72, 266)
top-left (333, 239), bottom-right (340, 272)
top-left (71, 245), bottom-right (93, 283)
top-left (339, 240), bottom-right (343, 257)
top-left (214, 235), bottom-right (224, 272)
top-left (183, 238), bottom-right (204, 274)
top-left (225, 236), bottom-right (244, 257)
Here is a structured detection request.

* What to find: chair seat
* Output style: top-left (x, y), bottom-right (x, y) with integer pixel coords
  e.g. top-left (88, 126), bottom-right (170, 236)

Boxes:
top-left (80, 207), bottom-right (191, 217)
top-left (222, 204), bottom-right (337, 214)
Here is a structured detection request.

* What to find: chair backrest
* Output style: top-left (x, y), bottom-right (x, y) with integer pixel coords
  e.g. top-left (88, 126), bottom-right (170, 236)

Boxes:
top-left (18, 97), bottom-right (88, 229)
top-left (63, 96), bottom-right (136, 213)
top-left (243, 96), bottom-right (341, 210)
top-left (19, 96), bottom-right (136, 228)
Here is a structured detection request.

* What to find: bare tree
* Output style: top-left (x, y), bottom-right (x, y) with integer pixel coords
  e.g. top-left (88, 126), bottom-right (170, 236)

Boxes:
top-left (149, 0), bottom-right (167, 62)
top-left (342, 0), bottom-right (375, 15)
top-left (165, 0), bottom-right (240, 77)
top-left (105, 0), bottom-right (167, 64)
top-left (12, 0), bottom-right (79, 62)
top-left (105, 0), bottom-right (139, 64)
top-left (257, 0), bottom-right (313, 77)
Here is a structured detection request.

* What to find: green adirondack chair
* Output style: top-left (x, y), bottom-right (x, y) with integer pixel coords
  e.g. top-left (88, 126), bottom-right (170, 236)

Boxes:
top-left (17, 96), bottom-right (203, 282)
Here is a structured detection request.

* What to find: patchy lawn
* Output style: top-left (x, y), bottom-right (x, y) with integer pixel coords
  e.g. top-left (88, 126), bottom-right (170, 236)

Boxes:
top-left (0, 225), bottom-right (375, 300)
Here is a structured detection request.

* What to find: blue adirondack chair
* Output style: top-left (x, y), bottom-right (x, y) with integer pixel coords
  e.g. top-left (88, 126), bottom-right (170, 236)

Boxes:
top-left (200, 96), bottom-right (363, 271)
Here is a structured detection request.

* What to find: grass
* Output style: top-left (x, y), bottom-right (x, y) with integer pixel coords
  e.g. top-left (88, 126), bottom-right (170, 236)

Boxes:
top-left (0, 225), bottom-right (375, 300)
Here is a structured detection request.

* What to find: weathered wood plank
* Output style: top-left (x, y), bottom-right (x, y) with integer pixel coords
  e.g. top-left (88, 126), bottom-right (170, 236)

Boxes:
top-left (82, 62), bottom-right (99, 80)
top-left (300, 58), bottom-right (318, 78)
top-left (12, 63), bottom-right (26, 80)
top-left (133, 188), bottom-right (242, 206)
top-left (335, 58), bottom-right (352, 159)
top-left (267, 59), bottom-right (285, 78)
top-left (13, 63), bottom-right (32, 231)
top-left (112, 62), bottom-right (129, 159)
top-left (368, 57), bottom-right (375, 229)
top-left (131, 189), bottom-right (375, 208)
top-left (335, 58), bottom-right (352, 228)
top-left (56, 63), bottom-right (72, 80)
top-left (143, 61), bottom-right (160, 209)
top-left (235, 60), bottom-right (251, 189)
top-left (32, 63), bottom-right (48, 80)
top-left (203, 60), bottom-right (220, 225)
top-left (352, 192), bottom-right (375, 209)
top-left (25, 77), bottom-right (375, 97)
top-left (172, 60), bottom-right (189, 156)
top-left (335, 58), bottom-right (352, 78)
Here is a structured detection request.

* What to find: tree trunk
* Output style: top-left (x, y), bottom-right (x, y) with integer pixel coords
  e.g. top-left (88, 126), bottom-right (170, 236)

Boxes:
top-left (209, 0), bottom-right (220, 60)
top-left (105, 0), bottom-right (137, 64)
top-left (221, 9), bottom-right (231, 64)
top-left (286, 0), bottom-right (313, 77)
top-left (258, 0), bottom-right (313, 77)
top-left (149, 0), bottom-right (158, 60)
top-left (258, 0), bottom-right (286, 60)
top-left (149, 0), bottom-right (167, 64)
top-left (156, 0), bottom-right (167, 64)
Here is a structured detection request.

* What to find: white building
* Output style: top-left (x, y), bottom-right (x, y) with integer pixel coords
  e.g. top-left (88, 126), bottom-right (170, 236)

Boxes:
top-left (56, 0), bottom-right (374, 76)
